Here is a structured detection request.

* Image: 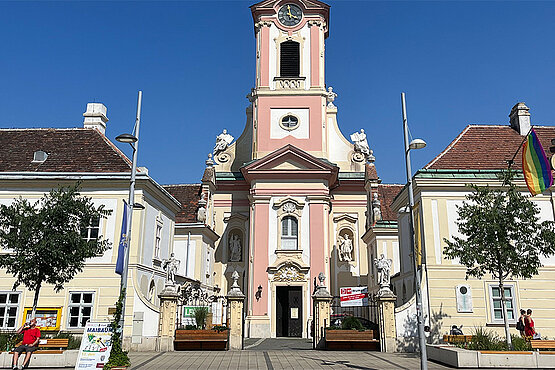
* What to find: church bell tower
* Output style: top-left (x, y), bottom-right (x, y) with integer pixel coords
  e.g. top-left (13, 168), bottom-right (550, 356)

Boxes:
top-left (249, 0), bottom-right (330, 159)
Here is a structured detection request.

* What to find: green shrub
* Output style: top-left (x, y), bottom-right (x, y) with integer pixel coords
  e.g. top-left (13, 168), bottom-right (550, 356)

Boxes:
top-left (341, 316), bottom-right (363, 331)
top-left (325, 326), bottom-right (342, 330)
top-left (511, 334), bottom-right (532, 351)
top-left (0, 331), bottom-right (21, 351)
top-left (193, 306), bottom-right (209, 330)
top-left (50, 331), bottom-right (81, 350)
top-left (183, 324), bottom-right (197, 330)
top-left (212, 325), bottom-right (229, 333)
top-left (104, 289), bottom-right (130, 370)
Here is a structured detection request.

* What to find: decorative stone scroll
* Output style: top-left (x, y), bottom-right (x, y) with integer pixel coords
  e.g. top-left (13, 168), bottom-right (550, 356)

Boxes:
top-left (273, 264), bottom-right (305, 282)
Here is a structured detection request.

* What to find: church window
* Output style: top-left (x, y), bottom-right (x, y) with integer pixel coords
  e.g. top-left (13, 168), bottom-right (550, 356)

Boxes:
top-left (281, 216), bottom-right (298, 250)
top-left (280, 40), bottom-right (300, 77)
top-left (280, 115), bottom-right (299, 131)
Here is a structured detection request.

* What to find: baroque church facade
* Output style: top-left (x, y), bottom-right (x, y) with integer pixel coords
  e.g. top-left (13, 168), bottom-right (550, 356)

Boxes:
top-left (186, 0), bottom-right (386, 339)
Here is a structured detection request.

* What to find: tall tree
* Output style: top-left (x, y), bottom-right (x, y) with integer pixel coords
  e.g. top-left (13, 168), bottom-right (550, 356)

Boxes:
top-left (444, 170), bottom-right (555, 348)
top-left (0, 183), bottom-right (112, 317)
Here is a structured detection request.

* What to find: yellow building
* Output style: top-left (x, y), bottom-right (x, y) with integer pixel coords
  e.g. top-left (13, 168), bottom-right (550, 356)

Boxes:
top-left (0, 103), bottom-right (181, 351)
top-left (391, 103), bottom-right (555, 342)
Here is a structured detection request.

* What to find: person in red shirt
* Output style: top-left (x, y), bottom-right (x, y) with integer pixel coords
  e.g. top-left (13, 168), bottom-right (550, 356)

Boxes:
top-left (12, 318), bottom-right (41, 370)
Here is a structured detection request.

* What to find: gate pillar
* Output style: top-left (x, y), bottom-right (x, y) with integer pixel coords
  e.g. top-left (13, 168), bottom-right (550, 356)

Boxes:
top-left (312, 273), bottom-right (332, 349)
top-left (227, 271), bottom-right (245, 350)
top-left (157, 284), bottom-right (180, 352)
top-left (376, 290), bottom-right (397, 352)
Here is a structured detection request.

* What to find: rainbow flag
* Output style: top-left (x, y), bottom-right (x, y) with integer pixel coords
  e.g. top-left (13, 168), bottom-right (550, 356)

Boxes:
top-left (522, 129), bottom-right (553, 196)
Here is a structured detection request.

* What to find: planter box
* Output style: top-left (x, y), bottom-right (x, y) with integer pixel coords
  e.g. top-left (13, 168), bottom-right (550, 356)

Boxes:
top-left (174, 329), bottom-right (228, 351)
top-left (427, 344), bottom-right (555, 368)
top-left (325, 329), bottom-right (379, 351)
top-left (0, 349), bottom-right (79, 368)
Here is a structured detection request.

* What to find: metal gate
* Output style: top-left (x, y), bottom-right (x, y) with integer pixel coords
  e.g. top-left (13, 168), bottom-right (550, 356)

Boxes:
top-left (176, 282), bottom-right (229, 330)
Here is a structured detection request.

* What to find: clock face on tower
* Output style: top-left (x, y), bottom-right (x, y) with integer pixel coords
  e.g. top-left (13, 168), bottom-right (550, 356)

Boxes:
top-left (278, 4), bottom-right (303, 27)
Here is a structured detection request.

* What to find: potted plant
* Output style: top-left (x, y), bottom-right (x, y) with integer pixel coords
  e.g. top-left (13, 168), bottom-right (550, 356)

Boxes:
top-left (104, 289), bottom-right (131, 370)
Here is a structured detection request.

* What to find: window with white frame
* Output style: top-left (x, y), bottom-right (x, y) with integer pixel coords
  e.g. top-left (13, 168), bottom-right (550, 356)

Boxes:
top-left (0, 292), bottom-right (20, 328)
top-left (154, 224), bottom-right (162, 259)
top-left (489, 285), bottom-right (516, 323)
top-left (81, 216), bottom-right (100, 241)
top-left (68, 292), bottom-right (94, 328)
top-left (281, 216), bottom-right (298, 250)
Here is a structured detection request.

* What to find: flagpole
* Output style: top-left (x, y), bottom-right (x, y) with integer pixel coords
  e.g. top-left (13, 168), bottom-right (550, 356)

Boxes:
top-left (507, 126), bottom-right (533, 169)
top-left (118, 91), bottom-right (142, 335)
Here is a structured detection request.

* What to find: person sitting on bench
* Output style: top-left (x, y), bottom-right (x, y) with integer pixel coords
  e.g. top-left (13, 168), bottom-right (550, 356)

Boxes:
top-left (12, 318), bottom-right (41, 370)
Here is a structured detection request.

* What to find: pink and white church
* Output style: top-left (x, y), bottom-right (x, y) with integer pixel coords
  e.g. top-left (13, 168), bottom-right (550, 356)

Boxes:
top-left (171, 0), bottom-right (400, 339)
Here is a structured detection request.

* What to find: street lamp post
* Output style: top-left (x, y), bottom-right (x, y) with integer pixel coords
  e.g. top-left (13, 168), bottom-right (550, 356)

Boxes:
top-left (115, 90), bottom-right (143, 334)
top-left (401, 92), bottom-right (428, 370)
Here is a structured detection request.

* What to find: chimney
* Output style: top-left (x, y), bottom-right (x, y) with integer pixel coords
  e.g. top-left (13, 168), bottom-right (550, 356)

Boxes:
top-left (509, 102), bottom-right (531, 136)
top-left (83, 103), bottom-right (108, 134)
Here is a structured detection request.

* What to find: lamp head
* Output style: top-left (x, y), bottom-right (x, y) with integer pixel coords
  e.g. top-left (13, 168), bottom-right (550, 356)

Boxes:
top-left (409, 138), bottom-right (427, 150)
top-left (116, 133), bottom-right (138, 144)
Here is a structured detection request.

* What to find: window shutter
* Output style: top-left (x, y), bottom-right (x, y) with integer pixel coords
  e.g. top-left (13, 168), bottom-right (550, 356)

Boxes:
top-left (280, 41), bottom-right (300, 77)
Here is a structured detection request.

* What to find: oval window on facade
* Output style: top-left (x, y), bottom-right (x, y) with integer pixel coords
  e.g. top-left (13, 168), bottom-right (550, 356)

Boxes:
top-left (280, 115), bottom-right (299, 131)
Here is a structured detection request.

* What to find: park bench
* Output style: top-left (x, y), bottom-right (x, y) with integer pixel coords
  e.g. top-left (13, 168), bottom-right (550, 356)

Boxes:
top-left (531, 340), bottom-right (555, 351)
top-left (10, 338), bottom-right (69, 354)
top-left (325, 330), bottom-right (379, 350)
top-left (174, 330), bottom-right (228, 350)
top-left (443, 335), bottom-right (473, 344)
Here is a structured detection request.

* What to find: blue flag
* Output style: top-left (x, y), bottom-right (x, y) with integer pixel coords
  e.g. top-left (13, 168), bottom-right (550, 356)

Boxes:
top-left (115, 201), bottom-right (129, 275)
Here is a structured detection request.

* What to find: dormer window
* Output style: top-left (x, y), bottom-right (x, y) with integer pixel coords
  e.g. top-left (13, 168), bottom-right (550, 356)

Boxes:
top-left (32, 151), bottom-right (48, 163)
top-left (280, 41), bottom-right (300, 77)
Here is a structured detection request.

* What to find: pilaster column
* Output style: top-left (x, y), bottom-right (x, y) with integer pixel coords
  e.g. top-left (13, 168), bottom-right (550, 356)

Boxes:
top-left (376, 291), bottom-right (397, 352)
top-left (157, 285), bottom-right (180, 352)
top-left (312, 273), bottom-right (332, 349)
top-left (227, 271), bottom-right (246, 350)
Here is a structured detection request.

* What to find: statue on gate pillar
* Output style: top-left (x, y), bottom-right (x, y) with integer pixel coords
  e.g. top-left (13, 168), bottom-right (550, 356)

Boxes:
top-left (374, 254), bottom-right (394, 297)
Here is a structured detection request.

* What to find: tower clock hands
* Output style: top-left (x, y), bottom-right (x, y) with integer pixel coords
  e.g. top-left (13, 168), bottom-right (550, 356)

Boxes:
top-left (286, 5), bottom-right (299, 19)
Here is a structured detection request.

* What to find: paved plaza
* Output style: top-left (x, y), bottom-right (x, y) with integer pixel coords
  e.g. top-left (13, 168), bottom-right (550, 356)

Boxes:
top-left (129, 350), bottom-right (454, 369)
top-left (128, 339), bottom-right (456, 369)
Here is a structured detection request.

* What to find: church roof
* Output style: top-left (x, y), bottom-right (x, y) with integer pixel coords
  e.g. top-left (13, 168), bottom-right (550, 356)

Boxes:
top-left (0, 128), bottom-right (131, 173)
top-left (425, 125), bottom-right (555, 171)
top-left (377, 184), bottom-right (405, 221)
top-left (163, 184), bottom-right (201, 224)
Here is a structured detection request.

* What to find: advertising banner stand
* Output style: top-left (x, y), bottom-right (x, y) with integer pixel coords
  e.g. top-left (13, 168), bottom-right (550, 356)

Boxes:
top-left (75, 321), bottom-right (113, 369)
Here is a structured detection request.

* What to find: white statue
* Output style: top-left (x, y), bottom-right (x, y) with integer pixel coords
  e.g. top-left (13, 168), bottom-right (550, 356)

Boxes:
top-left (326, 86), bottom-right (338, 108)
top-left (197, 206), bottom-right (206, 223)
top-left (350, 129), bottom-right (372, 160)
top-left (372, 193), bottom-right (382, 223)
top-left (162, 253), bottom-right (180, 284)
top-left (374, 254), bottom-right (392, 290)
top-left (338, 233), bottom-right (353, 262)
top-left (213, 129), bottom-right (234, 156)
top-left (229, 234), bottom-right (242, 262)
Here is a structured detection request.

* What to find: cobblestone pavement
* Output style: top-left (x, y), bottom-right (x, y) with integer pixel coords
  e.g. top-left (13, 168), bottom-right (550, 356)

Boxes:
top-left (129, 350), bottom-right (456, 369)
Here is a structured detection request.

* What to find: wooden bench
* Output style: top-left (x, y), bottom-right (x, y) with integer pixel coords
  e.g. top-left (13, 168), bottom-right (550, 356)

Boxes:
top-left (531, 340), bottom-right (555, 351)
top-left (10, 338), bottom-right (69, 354)
top-left (174, 330), bottom-right (228, 350)
top-left (443, 335), bottom-right (473, 344)
top-left (325, 330), bottom-right (379, 351)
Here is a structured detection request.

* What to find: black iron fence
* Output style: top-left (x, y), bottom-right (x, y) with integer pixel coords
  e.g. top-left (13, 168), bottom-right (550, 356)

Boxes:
top-left (176, 283), bottom-right (228, 330)
top-left (329, 294), bottom-right (378, 330)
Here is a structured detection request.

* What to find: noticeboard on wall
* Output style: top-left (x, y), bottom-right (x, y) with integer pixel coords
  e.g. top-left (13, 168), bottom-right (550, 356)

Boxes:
top-left (23, 307), bottom-right (62, 331)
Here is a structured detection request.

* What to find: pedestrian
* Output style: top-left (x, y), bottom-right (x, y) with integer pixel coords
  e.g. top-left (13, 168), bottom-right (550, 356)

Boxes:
top-left (524, 309), bottom-right (539, 339)
top-left (12, 317), bottom-right (40, 370)
top-left (516, 309), bottom-right (526, 337)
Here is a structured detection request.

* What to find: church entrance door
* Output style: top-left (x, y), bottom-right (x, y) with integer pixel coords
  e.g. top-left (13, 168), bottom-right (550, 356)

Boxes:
top-left (276, 286), bottom-right (302, 337)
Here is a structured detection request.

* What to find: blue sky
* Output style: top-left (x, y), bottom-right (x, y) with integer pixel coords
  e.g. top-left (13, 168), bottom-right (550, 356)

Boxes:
top-left (1, 1), bottom-right (554, 185)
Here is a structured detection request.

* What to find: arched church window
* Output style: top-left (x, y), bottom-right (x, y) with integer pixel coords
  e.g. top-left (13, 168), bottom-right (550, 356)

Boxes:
top-left (280, 40), bottom-right (300, 77)
top-left (281, 216), bottom-right (298, 250)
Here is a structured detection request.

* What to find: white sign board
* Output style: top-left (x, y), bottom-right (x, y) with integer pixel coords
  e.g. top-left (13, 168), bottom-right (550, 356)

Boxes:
top-left (340, 287), bottom-right (368, 307)
top-left (456, 285), bottom-right (473, 313)
top-left (75, 321), bottom-right (113, 369)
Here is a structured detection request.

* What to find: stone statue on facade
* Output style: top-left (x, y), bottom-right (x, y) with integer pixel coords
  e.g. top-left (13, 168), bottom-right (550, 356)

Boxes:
top-left (350, 129), bottom-right (374, 161)
top-left (374, 254), bottom-right (392, 291)
top-left (197, 193), bottom-right (207, 223)
top-left (213, 129), bottom-right (234, 156)
top-left (372, 193), bottom-right (382, 223)
top-left (162, 253), bottom-right (180, 285)
top-left (229, 234), bottom-right (242, 262)
top-left (326, 86), bottom-right (337, 108)
top-left (338, 233), bottom-right (353, 262)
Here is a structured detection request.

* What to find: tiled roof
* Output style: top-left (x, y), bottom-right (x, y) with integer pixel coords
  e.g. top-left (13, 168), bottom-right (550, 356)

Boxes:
top-left (0, 128), bottom-right (131, 173)
top-left (425, 125), bottom-right (555, 170)
top-left (163, 184), bottom-right (201, 224)
top-left (377, 184), bottom-right (404, 221)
